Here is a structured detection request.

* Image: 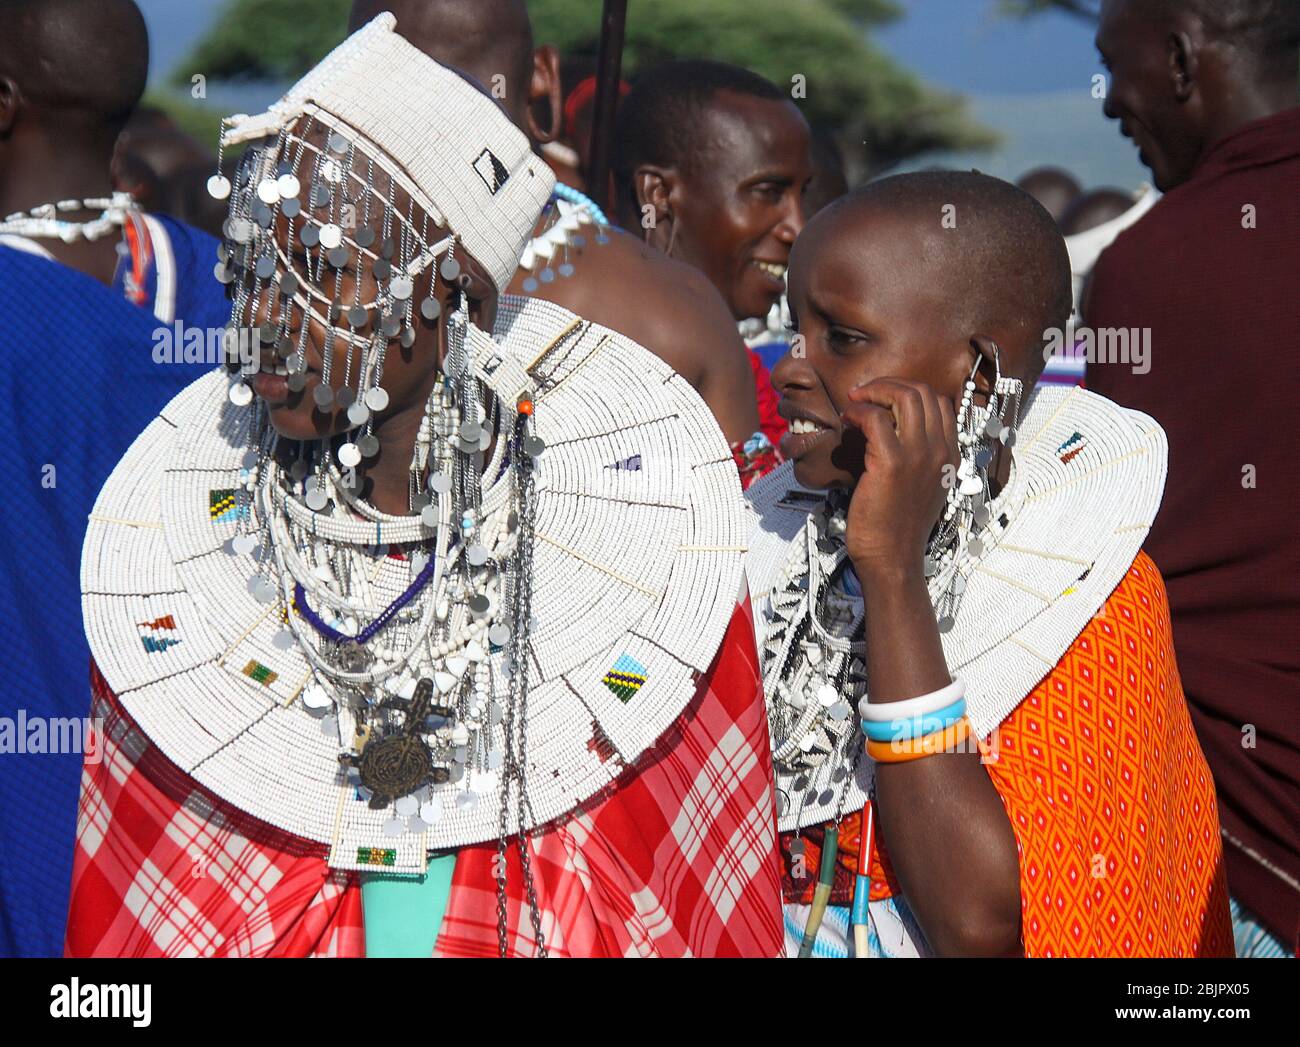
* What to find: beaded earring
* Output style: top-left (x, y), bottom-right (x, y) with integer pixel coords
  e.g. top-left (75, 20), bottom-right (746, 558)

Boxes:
top-left (928, 342), bottom-right (1023, 632)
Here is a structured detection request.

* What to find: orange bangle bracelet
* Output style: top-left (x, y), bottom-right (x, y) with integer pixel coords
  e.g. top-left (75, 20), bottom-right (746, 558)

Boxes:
top-left (865, 716), bottom-right (973, 763)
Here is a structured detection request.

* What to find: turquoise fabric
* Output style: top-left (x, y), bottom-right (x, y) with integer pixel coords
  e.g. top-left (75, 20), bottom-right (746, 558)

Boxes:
top-left (360, 853), bottom-right (457, 957)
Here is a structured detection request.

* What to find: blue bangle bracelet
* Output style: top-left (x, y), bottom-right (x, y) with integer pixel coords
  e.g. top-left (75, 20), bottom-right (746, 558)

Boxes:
top-left (858, 697), bottom-right (967, 742)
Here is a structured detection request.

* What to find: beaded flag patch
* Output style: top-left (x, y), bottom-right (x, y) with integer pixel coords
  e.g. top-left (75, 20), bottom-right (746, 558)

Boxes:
top-left (138, 615), bottom-right (181, 655)
top-left (242, 660), bottom-right (278, 687)
top-left (602, 654), bottom-right (648, 703)
top-left (606, 454), bottom-right (643, 472)
top-left (1057, 431), bottom-right (1087, 465)
top-left (357, 847), bottom-right (397, 866)
top-left (208, 488), bottom-right (247, 524)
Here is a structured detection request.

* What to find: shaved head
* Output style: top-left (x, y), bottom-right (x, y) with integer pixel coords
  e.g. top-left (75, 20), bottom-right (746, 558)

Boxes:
top-left (822, 171), bottom-right (1072, 380)
top-left (349, 0), bottom-right (533, 123)
top-left (0, 0), bottom-right (148, 127)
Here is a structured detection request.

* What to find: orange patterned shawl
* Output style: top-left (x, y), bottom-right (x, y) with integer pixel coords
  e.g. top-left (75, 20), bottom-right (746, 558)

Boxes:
top-left (780, 552), bottom-right (1234, 957)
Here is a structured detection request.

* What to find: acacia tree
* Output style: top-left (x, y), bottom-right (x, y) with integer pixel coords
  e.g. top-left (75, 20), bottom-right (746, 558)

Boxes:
top-left (172, 0), bottom-right (996, 175)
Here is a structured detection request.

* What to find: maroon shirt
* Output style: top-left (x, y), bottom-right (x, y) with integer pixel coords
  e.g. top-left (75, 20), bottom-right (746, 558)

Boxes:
top-left (1086, 106), bottom-right (1300, 948)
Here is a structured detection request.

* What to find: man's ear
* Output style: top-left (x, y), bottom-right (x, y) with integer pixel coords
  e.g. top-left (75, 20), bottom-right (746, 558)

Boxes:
top-left (1167, 29), bottom-right (1199, 102)
top-left (633, 165), bottom-right (677, 233)
top-left (525, 45), bottom-right (563, 145)
top-left (0, 76), bottom-right (23, 137)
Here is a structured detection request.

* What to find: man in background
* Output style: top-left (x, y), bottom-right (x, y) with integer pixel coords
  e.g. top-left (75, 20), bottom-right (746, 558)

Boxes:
top-left (1085, 0), bottom-right (1300, 957)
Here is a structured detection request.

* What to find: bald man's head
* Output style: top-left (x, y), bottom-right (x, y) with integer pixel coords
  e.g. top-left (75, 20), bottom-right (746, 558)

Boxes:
top-left (0, 0), bottom-right (148, 130)
top-left (349, 0), bottom-right (534, 126)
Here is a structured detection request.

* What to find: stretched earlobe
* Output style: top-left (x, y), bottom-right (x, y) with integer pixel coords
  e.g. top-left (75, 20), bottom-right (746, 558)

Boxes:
top-left (525, 45), bottom-right (563, 145)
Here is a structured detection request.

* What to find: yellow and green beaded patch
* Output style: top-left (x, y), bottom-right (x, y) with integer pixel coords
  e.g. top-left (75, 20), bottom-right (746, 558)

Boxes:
top-left (209, 488), bottom-right (247, 524)
top-left (357, 847), bottom-right (397, 866)
top-left (602, 653), bottom-right (647, 703)
top-left (242, 660), bottom-right (278, 686)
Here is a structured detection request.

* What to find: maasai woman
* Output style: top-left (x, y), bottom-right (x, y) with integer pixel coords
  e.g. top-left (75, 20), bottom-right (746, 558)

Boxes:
top-left (66, 16), bottom-right (781, 958)
top-left (747, 171), bottom-right (1234, 957)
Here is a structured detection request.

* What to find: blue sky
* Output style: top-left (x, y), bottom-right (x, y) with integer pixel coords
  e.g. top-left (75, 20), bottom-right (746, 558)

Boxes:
top-left (137, 0), bottom-right (1150, 190)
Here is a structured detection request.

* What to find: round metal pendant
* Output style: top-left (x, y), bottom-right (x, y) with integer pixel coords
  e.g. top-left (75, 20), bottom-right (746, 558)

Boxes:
top-left (539, 268), bottom-right (555, 284)
top-left (327, 246), bottom-right (350, 269)
top-left (257, 179), bottom-right (280, 204)
top-left (305, 487), bottom-right (329, 512)
top-left (420, 297), bottom-right (440, 322)
top-left (357, 434), bottom-right (381, 458)
top-left (427, 471), bottom-right (451, 495)
top-left (439, 255), bottom-right (461, 281)
top-left (335, 386), bottom-right (356, 408)
top-left (280, 197), bottom-right (301, 219)
top-left (300, 224), bottom-right (319, 248)
top-left (337, 442), bottom-right (362, 468)
top-left (277, 173), bottom-right (301, 199)
top-left (207, 174), bottom-right (232, 200)
top-left (372, 258), bottom-right (391, 281)
top-left (522, 277), bottom-right (539, 293)
top-left (468, 594), bottom-right (491, 615)
top-left (328, 132), bottom-right (351, 155)
top-left (278, 272), bottom-right (299, 297)
top-left (347, 305), bottom-right (368, 329)
top-left (400, 327), bottom-right (416, 348)
top-left (389, 276), bottom-right (413, 300)
top-left (381, 314), bottom-right (401, 338)
top-left (255, 256), bottom-right (276, 280)
top-left (312, 384), bottom-right (334, 409)
top-left (353, 227), bottom-right (375, 248)
top-left (523, 435), bottom-right (546, 458)
top-left (365, 386), bottom-right (389, 412)
top-left (228, 382), bottom-right (253, 406)
top-left (287, 372), bottom-right (307, 392)
top-left (319, 223), bottom-right (343, 249)
top-left (347, 402), bottom-right (369, 427)
top-left (214, 262), bottom-right (234, 285)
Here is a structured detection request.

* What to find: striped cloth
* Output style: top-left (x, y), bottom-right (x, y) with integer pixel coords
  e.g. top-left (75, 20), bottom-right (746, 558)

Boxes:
top-left (1230, 896), bottom-right (1293, 958)
top-left (64, 602), bottom-right (784, 957)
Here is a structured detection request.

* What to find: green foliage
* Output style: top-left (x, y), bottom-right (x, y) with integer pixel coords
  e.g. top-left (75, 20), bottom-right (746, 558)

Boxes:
top-left (171, 0), bottom-right (996, 171)
top-left (999, 0), bottom-right (1100, 20)
top-left (171, 0), bottom-right (351, 84)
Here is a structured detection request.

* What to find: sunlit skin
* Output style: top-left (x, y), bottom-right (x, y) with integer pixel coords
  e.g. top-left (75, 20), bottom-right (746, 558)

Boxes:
top-left (1096, 0), bottom-right (1300, 193)
top-left (635, 90), bottom-right (813, 322)
top-left (772, 198), bottom-right (1031, 956)
top-left (240, 117), bottom-right (497, 517)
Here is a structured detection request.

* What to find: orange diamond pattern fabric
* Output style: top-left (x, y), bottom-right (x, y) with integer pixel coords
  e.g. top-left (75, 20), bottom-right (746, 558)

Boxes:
top-left (781, 552), bottom-right (1234, 956)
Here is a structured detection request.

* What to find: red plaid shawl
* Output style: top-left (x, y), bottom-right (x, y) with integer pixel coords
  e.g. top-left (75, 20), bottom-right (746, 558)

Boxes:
top-left (65, 602), bottom-right (782, 957)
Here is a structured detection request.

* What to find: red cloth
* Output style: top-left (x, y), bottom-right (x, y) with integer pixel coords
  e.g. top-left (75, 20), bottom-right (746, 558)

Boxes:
top-left (64, 603), bottom-right (784, 957)
top-left (749, 348), bottom-right (787, 447)
top-left (1085, 105), bottom-right (1300, 948)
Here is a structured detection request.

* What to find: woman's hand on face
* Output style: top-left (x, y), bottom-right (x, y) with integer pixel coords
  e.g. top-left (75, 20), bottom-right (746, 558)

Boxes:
top-left (839, 377), bottom-right (959, 578)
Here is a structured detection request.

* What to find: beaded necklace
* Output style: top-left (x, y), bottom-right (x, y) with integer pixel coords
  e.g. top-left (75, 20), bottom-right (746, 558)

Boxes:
top-left (0, 191), bottom-right (137, 243)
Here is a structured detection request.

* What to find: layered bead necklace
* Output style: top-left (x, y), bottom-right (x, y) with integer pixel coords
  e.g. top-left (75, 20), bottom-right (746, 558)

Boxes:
top-left (0, 191), bottom-right (137, 243)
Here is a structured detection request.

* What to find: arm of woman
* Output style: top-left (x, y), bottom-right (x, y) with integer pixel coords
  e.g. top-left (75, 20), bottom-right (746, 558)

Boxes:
top-left (842, 378), bottom-right (1022, 957)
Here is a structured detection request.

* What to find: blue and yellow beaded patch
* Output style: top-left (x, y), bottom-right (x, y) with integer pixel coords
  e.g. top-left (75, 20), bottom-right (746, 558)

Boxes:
top-left (138, 615), bottom-right (181, 655)
top-left (209, 488), bottom-right (247, 524)
top-left (602, 653), bottom-right (648, 703)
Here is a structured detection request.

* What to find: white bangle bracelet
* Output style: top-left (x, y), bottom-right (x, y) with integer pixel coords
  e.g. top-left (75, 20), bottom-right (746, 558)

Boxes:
top-left (858, 677), bottom-right (966, 722)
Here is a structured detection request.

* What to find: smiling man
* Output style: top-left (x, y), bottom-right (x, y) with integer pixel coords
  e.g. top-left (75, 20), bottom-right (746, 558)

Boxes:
top-left (614, 60), bottom-right (813, 457)
top-left (1086, 0), bottom-right (1300, 957)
